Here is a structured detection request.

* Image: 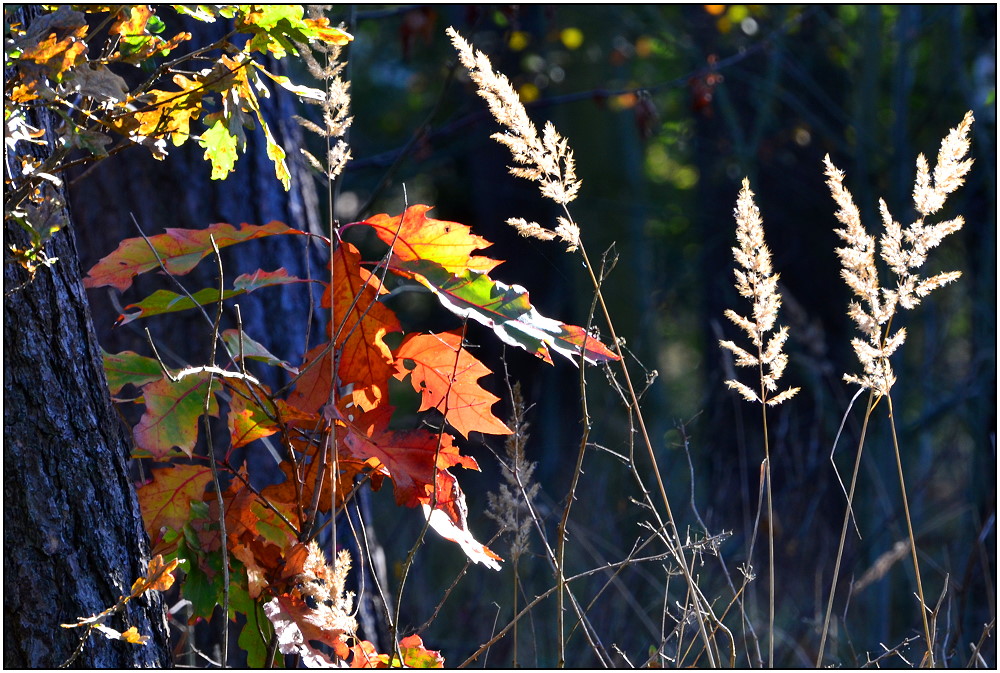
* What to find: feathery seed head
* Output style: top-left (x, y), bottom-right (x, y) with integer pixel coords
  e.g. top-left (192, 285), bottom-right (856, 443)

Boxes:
top-left (720, 178), bottom-right (799, 405)
top-left (826, 112), bottom-right (973, 394)
top-left (448, 26), bottom-right (581, 212)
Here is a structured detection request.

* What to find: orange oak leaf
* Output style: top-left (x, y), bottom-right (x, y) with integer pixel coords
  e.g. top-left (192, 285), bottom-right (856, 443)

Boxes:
top-left (18, 12), bottom-right (89, 82)
top-left (347, 639), bottom-right (390, 668)
top-left (331, 242), bottom-right (401, 412)
top-left (353, 206), bottom-right (618, 366)
top-left (398, 634), bottom-right (445, 668)
top-left (119, 626), bottom-right (150, 645)
top-left (260, 444), bottom-right (333, 523)
top-left (394, 331), bottom-right (511, 439)
top-left (130, 554), bottom-right (181, 595)
top-left (136, 464), bottom-right (213, 547)
top-left (133, 372), bottom-right (220, 459)
top-left (227, 387), bottom-right (279, 449)
top-left (292, 242), bottom-right (401, 415)
top-left (361, 204), bottom-right (501, 274)
top-left (286, 342), bottom-right (333, 417)
top-left (260, 436), bottom-right (387, 518)
top-left (84, 221), bottom-right (311, 292)
top-left (108, 5), bottom-right (151, 37)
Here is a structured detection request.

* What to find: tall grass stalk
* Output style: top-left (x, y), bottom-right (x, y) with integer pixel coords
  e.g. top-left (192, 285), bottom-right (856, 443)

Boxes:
top-left (816, 112), bottom-right (974, 667)
top-left (448, 26), bottom-right (721, 665)
top-left (719, 178), bottom-right (800, 666)
top-left (817, 389), bottom-right (877, 665)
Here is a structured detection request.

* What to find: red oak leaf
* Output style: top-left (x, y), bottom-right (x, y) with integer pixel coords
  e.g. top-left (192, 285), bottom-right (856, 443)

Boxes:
top-left (330, 242), bottom-right (401, 412)
top-left (342, 424), bottom-right (476, 508)
top-left (362, 204), bottom-right (501, 274)
top-left (291, 242), bottom-right (401, 415)
top-left (394, 331), bottom-right (511, 438)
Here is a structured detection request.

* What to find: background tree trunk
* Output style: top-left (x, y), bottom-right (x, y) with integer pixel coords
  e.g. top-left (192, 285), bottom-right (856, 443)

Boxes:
top-left (4, 9), bottom-right (170, 662)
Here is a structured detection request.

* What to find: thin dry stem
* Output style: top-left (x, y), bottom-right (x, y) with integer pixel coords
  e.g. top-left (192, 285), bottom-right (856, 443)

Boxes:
top-left (819, 112), bottom-right (973, 668)
top-left (450, 26), bottom-right (721, 665)
top-left (718, 178), bottom-right (798, 666)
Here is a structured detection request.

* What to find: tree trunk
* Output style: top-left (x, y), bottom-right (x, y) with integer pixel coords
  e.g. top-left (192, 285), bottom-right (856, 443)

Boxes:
top-left (4, 10), bottom-right (170, 663)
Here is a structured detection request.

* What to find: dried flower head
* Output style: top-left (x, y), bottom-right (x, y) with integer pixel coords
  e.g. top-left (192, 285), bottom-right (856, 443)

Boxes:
top-left (448, 27), bottom-right (580, 206)
top-left (486, 383), bottom-right (539, 561)
top-left (825, 111), bottom-right (973, 395)
top-left (719, 178), bottom-right (799, 406)
top-left (295, 9), bottom-right (353, 180)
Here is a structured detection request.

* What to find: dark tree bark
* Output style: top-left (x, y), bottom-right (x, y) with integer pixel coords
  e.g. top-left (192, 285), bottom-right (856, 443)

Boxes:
top-left (4, 11), bottom-right (169, 667)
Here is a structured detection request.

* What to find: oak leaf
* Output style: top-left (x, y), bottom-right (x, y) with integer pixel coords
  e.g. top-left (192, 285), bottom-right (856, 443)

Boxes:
top-left (341, 408), bottom-right (478, 509)
top-left (355, 206), bottom-right (618, 365)
top-left (136, 464), bottom-right (213, 546)
top-left (363, 204), bottom-right (500, 275)
top-left (401, 259), bottom-right (619, 365)
top-left (227, 391), bottom-right (279, 450)
top-left (394, 331), bottom-right (511, 438)
top-left (398, 634), bottom-right (445, 668)
top-left (84, 221), bottom-right (309, 292)
top-left (221, 328), bottom-right (299, 374)
top-left (347, 639), bottom-right (389, 668)
top-left (130, 554), bottom-right (181, 595)
top-left (102, 349), bottom-right (163, 396)
top-left (419, 468), bottom-right (502, 570)
top-left (291, 243), bottom-right (401, 415)
top-left (133, 372), bottom-right (220, 458)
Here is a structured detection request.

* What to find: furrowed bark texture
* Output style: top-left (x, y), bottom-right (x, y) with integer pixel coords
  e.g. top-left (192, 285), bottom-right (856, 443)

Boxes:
top-left (4, 8), bottom-right (169, 665)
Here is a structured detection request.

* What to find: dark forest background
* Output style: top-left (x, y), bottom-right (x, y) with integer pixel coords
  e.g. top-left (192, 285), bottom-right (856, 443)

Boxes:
top-left (66, 5), bottom-right (995, 667)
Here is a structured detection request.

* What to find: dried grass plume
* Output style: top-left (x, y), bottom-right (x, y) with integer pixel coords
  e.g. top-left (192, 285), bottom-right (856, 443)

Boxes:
top-left (720, 178), bottom-right (799, 406)
top-left (825, 111), bottom-right (973, 395)
top-left (448, 26), bottom-right (582, 252)
top-left (296, 8), bottom-right (353, 180)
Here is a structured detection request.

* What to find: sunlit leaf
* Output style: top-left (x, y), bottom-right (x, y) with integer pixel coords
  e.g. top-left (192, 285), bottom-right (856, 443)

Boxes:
top-left (84, 220), bottom-right (311, 292)
top-left (199, 118), bottom-right (239, 180)
top-left (398, 634), bottom-right (445, 668)
top-left (362, 204), bottom-right (500, 275)
top-left (115, 268), bottom-right (308, 325)
top-left (394, 331), bottom-right (511, 439)
top-left (133, 372), bottom-right (220, 458)
top-left (401, 259), bottom-right (619, 366)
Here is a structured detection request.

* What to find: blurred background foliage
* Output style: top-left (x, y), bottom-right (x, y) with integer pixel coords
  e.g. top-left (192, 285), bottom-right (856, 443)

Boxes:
top-left (73, 4), bottom-right (995, 667)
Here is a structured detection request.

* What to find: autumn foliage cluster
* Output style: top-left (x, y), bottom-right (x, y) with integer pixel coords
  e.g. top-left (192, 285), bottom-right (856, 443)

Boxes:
top-left (9, 4), bottom-right (615, 666)
top-left (80, 196), bottom-right (618, 664)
